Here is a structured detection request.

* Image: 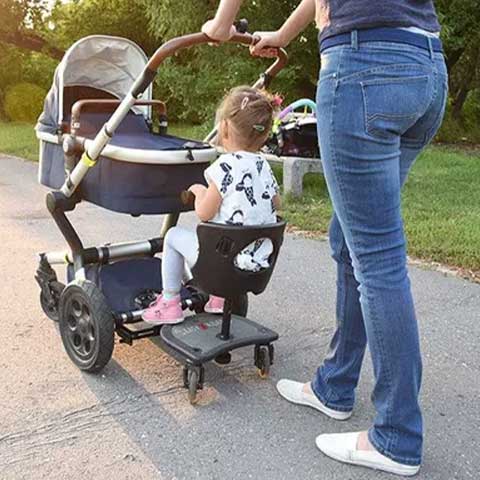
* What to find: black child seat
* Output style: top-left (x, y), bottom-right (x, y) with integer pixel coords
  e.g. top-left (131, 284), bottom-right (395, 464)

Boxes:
top-left (161, 220), bottom-right (286, 387)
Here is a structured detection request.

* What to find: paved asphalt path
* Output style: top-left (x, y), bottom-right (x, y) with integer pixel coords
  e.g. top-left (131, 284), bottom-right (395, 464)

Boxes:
top-left (0, 154), bottom-right (479, 480)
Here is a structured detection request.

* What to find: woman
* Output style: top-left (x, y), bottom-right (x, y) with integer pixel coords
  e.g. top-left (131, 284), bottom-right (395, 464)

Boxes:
top-left (203, 1), bottom-right (447, 476)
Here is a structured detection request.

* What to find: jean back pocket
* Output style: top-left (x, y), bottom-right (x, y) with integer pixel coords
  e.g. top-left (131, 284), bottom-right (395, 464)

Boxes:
top-left (361, 75), bottom-right (430, 139)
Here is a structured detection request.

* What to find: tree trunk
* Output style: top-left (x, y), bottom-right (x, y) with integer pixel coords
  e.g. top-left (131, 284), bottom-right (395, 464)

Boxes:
top-left (450, 43), bottom-right (479, 120)
top-left (452, 87), bottom-right (470, 120)
top-left (445, 47), bottom-right (465, 74)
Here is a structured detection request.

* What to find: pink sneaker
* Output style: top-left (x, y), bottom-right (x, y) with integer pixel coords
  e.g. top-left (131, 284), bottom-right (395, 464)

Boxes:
top-left (142, 295), bottom-right (184, 325)
top-left (204, 295), bottom-right (225, 314)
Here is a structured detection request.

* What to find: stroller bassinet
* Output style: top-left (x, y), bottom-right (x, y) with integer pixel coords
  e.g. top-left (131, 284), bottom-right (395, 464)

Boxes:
top-left (36, 35), bottom-right (217, 215)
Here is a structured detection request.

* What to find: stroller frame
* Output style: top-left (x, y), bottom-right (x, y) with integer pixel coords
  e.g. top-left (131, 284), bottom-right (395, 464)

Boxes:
top-left (36, 29), bottom-right (288, 403)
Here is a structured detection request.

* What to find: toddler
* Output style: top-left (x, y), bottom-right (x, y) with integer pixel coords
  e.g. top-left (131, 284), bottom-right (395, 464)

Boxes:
top-left (143, 86), bottom-right (281, 324)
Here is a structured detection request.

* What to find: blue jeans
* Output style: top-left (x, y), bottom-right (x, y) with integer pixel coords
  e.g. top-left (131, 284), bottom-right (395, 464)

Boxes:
top-left (312, 38), bottom-right (448, 466)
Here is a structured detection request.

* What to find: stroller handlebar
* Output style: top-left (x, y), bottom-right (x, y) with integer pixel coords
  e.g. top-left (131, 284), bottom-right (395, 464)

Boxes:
top-left (146, 32), bottom-right (288, 81)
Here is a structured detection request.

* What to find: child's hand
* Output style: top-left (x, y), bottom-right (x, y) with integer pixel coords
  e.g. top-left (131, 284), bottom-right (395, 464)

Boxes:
top-left (188, 184), bottom-right (207, 197)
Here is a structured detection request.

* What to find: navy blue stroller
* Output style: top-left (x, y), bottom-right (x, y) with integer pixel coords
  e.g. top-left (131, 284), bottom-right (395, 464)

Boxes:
top-left (35, 31), bottom-right (287, 403)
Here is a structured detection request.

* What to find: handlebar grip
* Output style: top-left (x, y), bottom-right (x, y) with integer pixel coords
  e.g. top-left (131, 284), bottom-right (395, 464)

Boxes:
top-left (146, 32), bottom-right (288, 79)
top-left (234, 19), bottom-right (249, 34)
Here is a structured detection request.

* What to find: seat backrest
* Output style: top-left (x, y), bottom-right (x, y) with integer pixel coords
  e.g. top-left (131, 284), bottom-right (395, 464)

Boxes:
top-left (191, 220), bottom-right (286, 299)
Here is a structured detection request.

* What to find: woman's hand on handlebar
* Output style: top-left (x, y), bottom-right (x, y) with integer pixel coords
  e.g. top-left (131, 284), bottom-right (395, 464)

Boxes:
top-left (202, 19), bottom-right (237, 42)
top-left (251, 0), bottom-right (316, 55)
top-left (250, 31), bottom-right (288, 57)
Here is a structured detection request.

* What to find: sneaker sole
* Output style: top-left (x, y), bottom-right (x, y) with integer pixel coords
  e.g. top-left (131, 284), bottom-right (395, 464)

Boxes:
top-left (204, 308), bottom-right (223, 314)
top-left (315, 438), bottom-right (420, 477)
top-left (277, 388), bottom-right (352, 421)
top-left (142, 317), bottom-right (185, 326)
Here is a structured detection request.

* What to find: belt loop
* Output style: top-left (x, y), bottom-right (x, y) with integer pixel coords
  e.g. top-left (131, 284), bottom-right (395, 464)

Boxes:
top-left (351, 30), bottom-right (359, 50)
top-left (427, 37), bottom-right (434, 60)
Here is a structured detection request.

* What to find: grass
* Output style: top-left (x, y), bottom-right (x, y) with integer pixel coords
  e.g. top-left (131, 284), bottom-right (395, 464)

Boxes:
top-left (272, 146), bottom-right (480, 278)
top-left (169, 123), bottom-right (212, 141)
top-left (0, 122), bottom-right (38, 161)
top-left (0, 122), bottom-right (211, 163)
top-left (402, 147), bottom-right (480, 275)
top-left (1, 121), bottom-right (479, 277)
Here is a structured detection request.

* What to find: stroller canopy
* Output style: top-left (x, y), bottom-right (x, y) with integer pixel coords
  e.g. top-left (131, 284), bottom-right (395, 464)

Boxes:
top-left (37, 35), bottom-right (152, 135)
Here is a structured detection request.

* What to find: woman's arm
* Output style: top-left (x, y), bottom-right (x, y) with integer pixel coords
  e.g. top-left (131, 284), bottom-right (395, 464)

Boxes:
top-left (201, 0), bottom-right (243, 41)
top-left (252, 0), bottom-right (316, 53)
top-left (202, 0), bottom-right (315, 49)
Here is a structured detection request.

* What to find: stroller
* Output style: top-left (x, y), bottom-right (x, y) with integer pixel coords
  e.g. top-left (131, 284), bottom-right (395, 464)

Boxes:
top-left (35, 30), bottom-right (287, 404)
top-left (265, 99), bottom-right (319, 158)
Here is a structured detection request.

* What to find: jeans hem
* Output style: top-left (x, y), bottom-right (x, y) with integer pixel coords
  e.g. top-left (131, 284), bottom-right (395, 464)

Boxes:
top-left (311, 378), bottom-right (354, 413)
top-left (368, 429), bottom-right (422, 467)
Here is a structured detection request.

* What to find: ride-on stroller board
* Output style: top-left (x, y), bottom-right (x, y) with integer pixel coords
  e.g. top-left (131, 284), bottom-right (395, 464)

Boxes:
top-left (35, 29), bottom-right (287, 403)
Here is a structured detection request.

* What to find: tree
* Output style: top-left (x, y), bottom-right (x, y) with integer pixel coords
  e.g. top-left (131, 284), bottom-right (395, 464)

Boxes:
top-left (0, 0), bottom-right (156, 117)
top-left (142, 0), bottom-right (319, 122)
top-left (49, 0), bottom-right (157, 54)
top-left (437, 0), bottom-right (480, 120)
top-left (0, 0), bottom-right (64, 59)
top-left (1, 0), bottom-right (479, 130)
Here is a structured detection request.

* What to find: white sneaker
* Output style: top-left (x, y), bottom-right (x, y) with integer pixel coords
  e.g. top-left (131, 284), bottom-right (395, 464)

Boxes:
top-left (316, 432), bottom-right (421, 477)
top-left (276, 379), bottom-right (352, 421)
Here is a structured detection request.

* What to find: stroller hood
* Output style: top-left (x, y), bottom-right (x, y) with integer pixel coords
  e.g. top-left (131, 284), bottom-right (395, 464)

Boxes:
top-left (36, 35), bottom-right (152, 136)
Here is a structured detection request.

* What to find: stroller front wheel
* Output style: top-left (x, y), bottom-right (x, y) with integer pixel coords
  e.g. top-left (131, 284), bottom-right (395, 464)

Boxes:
top-left (59, 280), bottom-right (114, 373)
top-left (40, 290), bottom-right (60, 322)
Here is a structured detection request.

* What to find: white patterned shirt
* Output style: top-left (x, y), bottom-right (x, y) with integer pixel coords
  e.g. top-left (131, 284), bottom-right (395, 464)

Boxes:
top-left (204, 151), bottom-right (279, 271)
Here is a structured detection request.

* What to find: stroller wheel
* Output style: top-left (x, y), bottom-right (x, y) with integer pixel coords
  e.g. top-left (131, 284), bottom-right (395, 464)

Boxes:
top-left (187, 369), bottom-right (199, 405)
top-left (40, 290), bottom-right (60, 322)
top-left (59, 280), bottom-right (114, 373)
top-left (231, 294), bottom-right (249, 317)
top-left (255, 345), bottom-right (272, 379)
top-left (214, 352), bottom-right (232, 365)
top-left (183, 365), bottom-right (204, 405)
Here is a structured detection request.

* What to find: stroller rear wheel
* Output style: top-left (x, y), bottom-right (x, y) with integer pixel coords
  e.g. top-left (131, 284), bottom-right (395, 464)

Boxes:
top-left (231, 294), bottom-right (248, 318)
top-left (59, 280), bottom-right (114, 373)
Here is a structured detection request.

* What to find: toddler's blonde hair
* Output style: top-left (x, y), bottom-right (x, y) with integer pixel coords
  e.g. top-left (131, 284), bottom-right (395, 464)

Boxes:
top-left (217, 86), bottom-right (276, 151)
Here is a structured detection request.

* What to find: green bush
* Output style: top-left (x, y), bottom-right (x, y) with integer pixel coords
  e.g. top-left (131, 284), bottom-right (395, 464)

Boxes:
top-left (155, 46), bottom-right (307, 125)
top-left (21, 53), bottom-right (58, 91)
top-left (436, 96), bottom-right (480, 144)
top-left (462, 90), bottom-right (480, 136)
top-left (4, 82), bottom-right (46, 124)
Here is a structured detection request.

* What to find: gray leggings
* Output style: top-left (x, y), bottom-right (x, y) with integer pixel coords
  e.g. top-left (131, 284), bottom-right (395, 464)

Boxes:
top-left (162, 226), bottom-right (199, 295)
